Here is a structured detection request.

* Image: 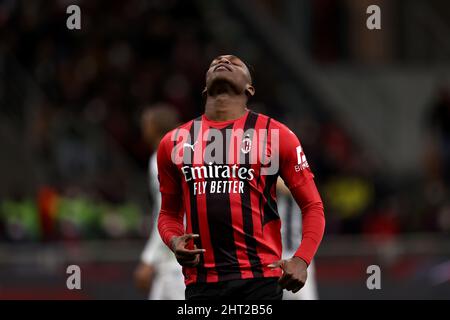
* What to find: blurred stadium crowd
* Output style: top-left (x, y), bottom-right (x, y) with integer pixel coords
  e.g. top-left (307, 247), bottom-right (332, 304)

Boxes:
top-left (0, 0), bottom-right (449, 244)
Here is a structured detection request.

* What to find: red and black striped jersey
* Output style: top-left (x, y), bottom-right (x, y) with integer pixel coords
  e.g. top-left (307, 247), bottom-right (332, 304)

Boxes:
top-left (157, 110), bottom-right (315, 285)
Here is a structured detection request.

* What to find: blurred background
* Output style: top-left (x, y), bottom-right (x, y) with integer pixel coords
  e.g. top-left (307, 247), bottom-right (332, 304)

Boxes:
top-left (0, 0), bottom-right (449, 299)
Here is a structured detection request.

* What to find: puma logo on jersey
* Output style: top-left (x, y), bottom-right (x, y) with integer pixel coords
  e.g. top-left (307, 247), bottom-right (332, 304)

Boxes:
top-left (183, 141), bottom-right (198, 151)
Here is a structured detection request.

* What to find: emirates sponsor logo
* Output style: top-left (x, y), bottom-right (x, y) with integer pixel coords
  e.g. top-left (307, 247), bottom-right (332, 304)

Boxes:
top-left (181, 163), bottom-right (255, 195)
top-left (181, 163), bottom-right (255, 181)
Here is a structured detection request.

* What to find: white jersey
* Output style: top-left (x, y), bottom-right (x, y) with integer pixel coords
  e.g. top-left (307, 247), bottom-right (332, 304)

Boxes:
top-left (278, 192), bottom-right (318, 300)
top-left (140, 153), bottom-right (184, 300)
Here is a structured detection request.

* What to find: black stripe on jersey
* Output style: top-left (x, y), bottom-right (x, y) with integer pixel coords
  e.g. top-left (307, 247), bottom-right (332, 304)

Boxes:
top-left (240, 111), bottom-right (263, 277)
top-left (185, 117), bottom-right (207, 283)
top-left (258, 117), bottom-right (272, 232)
top-left (205, 124), bottom-right (240, 281)
top-left (262, 173), bottom-right (279, 225)
top-left (260, 117), bottom-right (280, 226)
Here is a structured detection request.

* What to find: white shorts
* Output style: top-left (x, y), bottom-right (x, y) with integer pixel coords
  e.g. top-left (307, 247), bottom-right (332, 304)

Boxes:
top-left (149, 261), bottom-right (185, 300)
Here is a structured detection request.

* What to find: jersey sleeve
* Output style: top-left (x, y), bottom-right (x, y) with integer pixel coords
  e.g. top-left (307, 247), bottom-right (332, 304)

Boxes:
top-left (275, 121), bottom-right (314, 189)
top-left (157, 131), bottom-right (182, 195)
top-left (274, 120), bottom-right (324, 265)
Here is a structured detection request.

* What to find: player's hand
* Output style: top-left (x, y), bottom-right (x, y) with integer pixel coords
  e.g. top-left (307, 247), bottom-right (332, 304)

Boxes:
top-left (268, 256), bottom-right (308, 293)
top-left (170, 233), bottom-right (205, 267)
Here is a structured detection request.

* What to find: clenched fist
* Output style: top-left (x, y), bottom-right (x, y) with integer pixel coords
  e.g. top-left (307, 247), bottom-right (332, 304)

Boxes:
top-left (268, 256), bottom-right (308, 293)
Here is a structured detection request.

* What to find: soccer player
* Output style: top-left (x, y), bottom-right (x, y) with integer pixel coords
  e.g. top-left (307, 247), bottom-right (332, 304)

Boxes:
top-left (134, 106), bottom-right (185, 300)
top-left (157, 55), bottom-right (325, 300)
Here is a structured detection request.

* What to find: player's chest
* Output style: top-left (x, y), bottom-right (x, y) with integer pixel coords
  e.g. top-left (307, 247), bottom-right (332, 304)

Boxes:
top-left (172, 125), bottom-right (278, 192)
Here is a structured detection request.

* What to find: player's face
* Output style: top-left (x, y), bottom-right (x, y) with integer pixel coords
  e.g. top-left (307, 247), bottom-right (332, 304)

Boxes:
top-left (205, 55), bottom-right (253, 96)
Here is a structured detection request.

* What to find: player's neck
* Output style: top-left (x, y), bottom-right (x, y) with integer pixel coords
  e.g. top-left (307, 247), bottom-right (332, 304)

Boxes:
top-left (204, 94), bottom-right (247, 122)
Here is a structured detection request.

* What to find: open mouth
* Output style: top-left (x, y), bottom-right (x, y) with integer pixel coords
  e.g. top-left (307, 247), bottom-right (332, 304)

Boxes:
top-left (214, 64), bottom-right (232, 72)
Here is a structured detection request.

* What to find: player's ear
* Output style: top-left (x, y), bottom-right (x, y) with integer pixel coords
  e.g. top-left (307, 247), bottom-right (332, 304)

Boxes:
top-left (202, 87), bottom-right (207, 97)
top-left (245, 84), bottom-right (255, 98)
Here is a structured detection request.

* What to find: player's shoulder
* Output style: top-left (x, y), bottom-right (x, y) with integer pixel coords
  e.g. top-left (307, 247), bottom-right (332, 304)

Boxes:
top-left (260, 114), bottom-right (296, 136)
top-left (250, 110), bottom-right (270, 122)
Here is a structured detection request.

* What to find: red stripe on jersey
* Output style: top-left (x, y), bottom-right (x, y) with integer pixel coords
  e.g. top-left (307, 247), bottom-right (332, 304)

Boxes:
top-left (196, 122), bottom-right (219, 283)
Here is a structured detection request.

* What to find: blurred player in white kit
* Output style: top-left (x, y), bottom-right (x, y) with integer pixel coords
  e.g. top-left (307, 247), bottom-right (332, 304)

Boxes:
top-left (134, 105), bottom-right (185, 300)
top-left (277, 179), bottom-right (319, 300)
